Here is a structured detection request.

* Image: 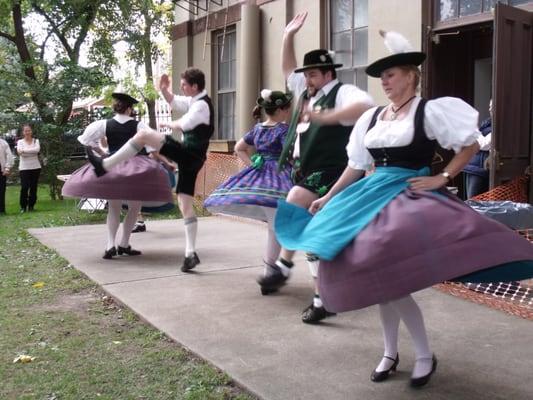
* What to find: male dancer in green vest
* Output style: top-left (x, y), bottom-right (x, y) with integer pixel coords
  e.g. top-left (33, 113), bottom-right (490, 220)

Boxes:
top-left (85, 68), bottom-right (214, 273)
top-left (257, 12), bottom-right (374, 323)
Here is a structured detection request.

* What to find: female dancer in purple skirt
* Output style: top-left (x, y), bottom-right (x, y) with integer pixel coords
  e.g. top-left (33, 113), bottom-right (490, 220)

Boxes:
top-left (275, 31), bottom-right (533, 387)
top-left (204, 90), bottom-right (293, 287)
top-left (62, 92), bottom-right (172, 259)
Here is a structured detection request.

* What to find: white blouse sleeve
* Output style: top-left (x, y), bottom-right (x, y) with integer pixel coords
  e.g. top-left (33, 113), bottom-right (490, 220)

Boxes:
top-left (77, 120), bottom-right (107, 147)
top-left (170, 94), bottom-right (191, 114)
top-left (286, 72), bottom-right (306, 100)
top-left (424, 97), bottom-right (481, 153)
top-left (346, 107), bottom-right (376, 171)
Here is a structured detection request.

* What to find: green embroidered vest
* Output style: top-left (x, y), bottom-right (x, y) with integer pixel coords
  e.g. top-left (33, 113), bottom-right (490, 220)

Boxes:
top-left (278, 82), bottom-right (353, 174)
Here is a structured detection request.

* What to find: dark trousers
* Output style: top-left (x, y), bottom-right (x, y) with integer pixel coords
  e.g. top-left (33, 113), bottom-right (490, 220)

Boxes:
top-left (19, 168), bottom-right (41, 210)
top-left (465, 173), bottom-right (489, 199)
top-left (0, 174), bottom-right (6, 213)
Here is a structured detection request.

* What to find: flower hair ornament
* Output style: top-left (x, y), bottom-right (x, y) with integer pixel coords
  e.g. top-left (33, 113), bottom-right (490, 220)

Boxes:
top-left (260, 89), bottom-right (272, 102)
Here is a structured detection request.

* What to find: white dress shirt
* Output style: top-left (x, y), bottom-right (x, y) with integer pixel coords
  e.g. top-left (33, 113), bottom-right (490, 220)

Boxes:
top-left (169, 89), bottom-right (211, 132)
top-left (17, 138), bottom-right (41, 170)
top-left (287, 71), bottom-right (374, 158)
top-left (0, 139), bottom-right (14, 174)
top-left (346, 96), bottom-right (482, 171)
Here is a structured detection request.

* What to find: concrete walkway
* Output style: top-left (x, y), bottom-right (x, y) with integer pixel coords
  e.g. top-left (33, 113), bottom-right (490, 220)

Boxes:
top-left (30, 217), bottom-right (533, 400)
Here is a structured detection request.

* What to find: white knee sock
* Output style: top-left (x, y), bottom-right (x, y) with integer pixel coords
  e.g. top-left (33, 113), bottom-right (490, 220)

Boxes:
top-left (263, 228), bottom-right (281, 267)
top-left (106, 200), bottom-right (122, 250)
top-left (102, 140), bottom-right (143, 170)
top-left (306, 253), bottom-right (319, 278)
top-left (389, 295), bottom-right (433, 378)
top-left (184, 217), bottom-right (197, 256)
top-left (119, 201), bottom-right (142, 247)
top-left (376, 302), bottom-right (401, 372)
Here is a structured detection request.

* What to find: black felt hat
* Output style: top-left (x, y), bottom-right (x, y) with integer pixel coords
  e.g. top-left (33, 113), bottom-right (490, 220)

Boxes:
top-left (294, 49), bottom-right (342, 73)
top-left (256, 90), bottom-right (293, 109)
top-left (365, 30), bottom-right (426, 77)
top-left (111, 92), bottom-right (139, 105)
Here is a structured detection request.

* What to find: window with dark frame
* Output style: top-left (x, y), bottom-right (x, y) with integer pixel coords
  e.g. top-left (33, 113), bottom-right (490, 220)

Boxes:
top-left (215, 29), bottom-right (236, 140)
top-left (329, 0), bottom-right (368, 91)
top-left (437, 0), bottom-right (532, 22)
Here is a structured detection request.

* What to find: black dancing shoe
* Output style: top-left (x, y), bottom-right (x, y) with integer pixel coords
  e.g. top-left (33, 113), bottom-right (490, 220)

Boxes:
top-left (301, 303), bottom-right (336, 324)
top-left (257, 264), bottom-right (288, 293)
top-left (181, 252), bottom-right (200, 272)
top-left (85, 146), bottom-right (107, 177)
top-left (371, 354), bottom-right (400, 382)
top-left (131, 222), bottom-right (146, 233)
top-left (103, 247), bottom-right (117, 259)
top-left (117, 245), bottom-right (142, 256)
top-left (410, 355), bottom-right (437, 388)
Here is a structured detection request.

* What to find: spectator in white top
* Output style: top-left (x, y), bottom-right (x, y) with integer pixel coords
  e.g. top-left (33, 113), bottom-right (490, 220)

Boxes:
top-left (0, 136), bottom-right (15, 214)
top-left (16, 124), bottom-right (41, 212)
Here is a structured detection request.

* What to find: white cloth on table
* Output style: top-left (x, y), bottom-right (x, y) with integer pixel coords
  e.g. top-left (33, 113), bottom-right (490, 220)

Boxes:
top-left (346, 96), bottom-right (482, 171)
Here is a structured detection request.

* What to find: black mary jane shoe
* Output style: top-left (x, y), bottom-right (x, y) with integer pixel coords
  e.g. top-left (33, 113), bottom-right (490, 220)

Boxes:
top-left (181, 252), bottom-right (200, 272)
top-left (410, 355), bottom-right (437, 388)
top-left (371, 354), bottom-right (400, 382)
top-left (117, 245), bottom-right (142, 256)
top-left (301, 303), bottom-right (336, 324)
top-left (85, 146), bottom-right (107, 177)
top-left (103, 247), bottom-right (117, 260)
top-left (257, 265), bottom-right (288, 293)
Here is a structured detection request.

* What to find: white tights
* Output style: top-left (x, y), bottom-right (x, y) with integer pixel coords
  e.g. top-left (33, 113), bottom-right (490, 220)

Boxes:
top-left (377, 295), bottom-right (433, 378)
top-left (106, 200), bottom-right (142, 250)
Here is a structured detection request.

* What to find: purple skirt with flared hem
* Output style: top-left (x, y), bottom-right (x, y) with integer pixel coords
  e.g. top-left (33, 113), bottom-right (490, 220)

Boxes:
top-left (62, 155), bottom-right (173, 202)
top-left (318, 190), bottom-right (533, 313)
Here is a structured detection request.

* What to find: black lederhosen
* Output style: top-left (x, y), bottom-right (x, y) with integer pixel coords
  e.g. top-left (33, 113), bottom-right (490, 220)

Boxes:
top-left (292, 162), bottom-right (346, 196)
top-left (159, 136), bottom-right (205, 196)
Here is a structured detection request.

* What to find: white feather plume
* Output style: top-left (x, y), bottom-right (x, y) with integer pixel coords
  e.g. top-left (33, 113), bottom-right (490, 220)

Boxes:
top-left (260, 89), bottom-right (272, 101)
top-left (380, 30), bottom-right (414, 54)
top-left (328, 50), bottom-right (336, 59)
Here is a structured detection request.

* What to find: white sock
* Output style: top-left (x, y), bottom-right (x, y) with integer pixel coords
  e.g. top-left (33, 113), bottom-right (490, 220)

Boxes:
top-left (275, 258), bottom-right (292, 277)
top-left (102, 140), bottom-right (142, 170)
top-left (263, 228), bottom-right (281, 266)
top-left (306, 253), bottom-right (320, 278)
top-left (389, 295), bottom-right (433, 378)
top-left (184, 217), bottom-right (197, 257)
top-left (119, 201), bottom-right (142, 247)
top-left (376, 302), bottom-right (400, 372)
top-left (313, 295), bottom-right (323, 308)
top-left (106, 200), bottom-right (122, 250)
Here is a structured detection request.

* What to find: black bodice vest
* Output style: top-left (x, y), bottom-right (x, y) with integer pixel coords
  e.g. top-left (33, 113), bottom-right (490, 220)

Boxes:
top-left (105, 119), bottom-right (141, 154)
top-left (182, 94), bottom-right (214, 157)
top-left (367, 99), bottom-right (436, 170)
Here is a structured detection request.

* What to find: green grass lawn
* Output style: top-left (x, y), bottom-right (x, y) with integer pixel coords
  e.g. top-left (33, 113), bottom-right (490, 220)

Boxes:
top-left (0, 185), bottom-right (253, 400)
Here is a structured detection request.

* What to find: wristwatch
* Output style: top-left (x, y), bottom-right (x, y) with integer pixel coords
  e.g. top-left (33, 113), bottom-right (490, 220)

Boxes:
top-left (440, 171), bottom-right (452, 182)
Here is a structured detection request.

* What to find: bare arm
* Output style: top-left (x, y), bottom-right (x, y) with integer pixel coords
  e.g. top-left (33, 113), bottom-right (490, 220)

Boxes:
top-left (281, 12), bottom-right (307, 80)
top-left (408, 142), bottom-right (480, 191)
top-left (159, 74), bottom-right (175, 105)
top-left (306, 101), bottom-right (373, 126)
top-left (234, 138), bottom-right (254, 166)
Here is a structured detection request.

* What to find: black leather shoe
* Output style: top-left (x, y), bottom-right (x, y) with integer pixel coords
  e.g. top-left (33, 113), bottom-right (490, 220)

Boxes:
top-left (181, 252), bottom-right (200, 272)
top-left (85, 146), bottom-right (107, 177)
top-left (257, 264), bottom-right (288, 292)
top-left (103, 247), bottom-right (117, 259)
top-left (131, 222), bottom-right (146, 233)
top-left (371, 354), bottom-right (400, 382)
top-left (117, 245), bottom-right (142, 256)
top-left (410, 355), bottom-right (437, 388)
top-left (301, 303), bottom-right (336, 324)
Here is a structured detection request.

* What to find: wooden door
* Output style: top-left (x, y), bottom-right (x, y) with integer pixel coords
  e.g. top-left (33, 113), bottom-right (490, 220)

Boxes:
top-left (492, 3), bottom-right (533, 196)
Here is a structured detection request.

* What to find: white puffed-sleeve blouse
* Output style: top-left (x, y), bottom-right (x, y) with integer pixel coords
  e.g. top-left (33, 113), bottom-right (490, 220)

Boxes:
top-left (346, 96), bottom-right (482, 171)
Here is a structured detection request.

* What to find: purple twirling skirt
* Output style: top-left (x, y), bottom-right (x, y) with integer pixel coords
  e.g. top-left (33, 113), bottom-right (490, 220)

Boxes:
top-left (62, 155), bottom-right (173, 202)
top-left (318, 190), bottom-right (533, 313)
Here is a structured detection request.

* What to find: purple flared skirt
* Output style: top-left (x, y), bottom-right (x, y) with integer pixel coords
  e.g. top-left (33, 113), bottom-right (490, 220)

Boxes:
top-left (318, 190), bottom-right (533, 313)
top-left (62, 155), bottom-right (173, 202)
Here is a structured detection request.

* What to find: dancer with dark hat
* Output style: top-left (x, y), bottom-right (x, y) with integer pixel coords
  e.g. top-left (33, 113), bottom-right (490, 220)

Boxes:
top-left (204, 89), bottom-right (293, 285)
top-left (275, 29), bottom-right (533, 387)
top-left (257, 12), bottom-right (374, 324)
top-left (84, 68), bottom-right (214, 272)
top-left (62, 91), bottom-right (173, 259)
